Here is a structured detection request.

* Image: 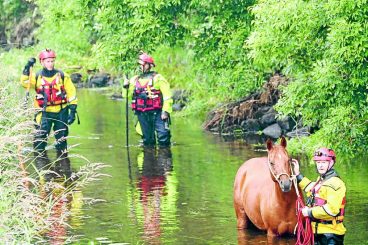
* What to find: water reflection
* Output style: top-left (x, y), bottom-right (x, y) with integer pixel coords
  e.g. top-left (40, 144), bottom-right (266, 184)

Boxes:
top-left (135, 147), bottom-right (173, 243)
top-left (34, 152), bottom-right (72, 181)
top-left (34, 151), bottom-right (81, 245)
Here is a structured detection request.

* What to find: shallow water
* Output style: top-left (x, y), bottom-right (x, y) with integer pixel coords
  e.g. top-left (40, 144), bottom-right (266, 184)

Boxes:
top-left (46, 89), bottom-right (368, 244)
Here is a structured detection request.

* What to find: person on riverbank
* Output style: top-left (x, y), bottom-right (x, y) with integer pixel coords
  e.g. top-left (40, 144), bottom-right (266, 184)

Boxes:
top-left (123, 52), bottom-right (173, 148)
top-left (20, 49), bottom-right (78, 155)
top-left (292, 148), bottom-right (346, 245)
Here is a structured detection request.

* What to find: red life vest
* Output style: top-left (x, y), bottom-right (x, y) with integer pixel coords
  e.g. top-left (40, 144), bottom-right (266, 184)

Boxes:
top-left (35, 73), bottom-right (67, 107)
top-left (131, 74), bottom-right (163, 112)
top-left (311, 180), bottom-right (346, 223)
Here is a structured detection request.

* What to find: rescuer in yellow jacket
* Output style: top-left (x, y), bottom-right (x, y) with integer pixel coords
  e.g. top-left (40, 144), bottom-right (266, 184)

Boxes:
top-left (123, 52), bottom-right (173, 147)
top-left (20, 49), bottom-right (78, 155)
top-left (293, 148), bottom-right (346, 245)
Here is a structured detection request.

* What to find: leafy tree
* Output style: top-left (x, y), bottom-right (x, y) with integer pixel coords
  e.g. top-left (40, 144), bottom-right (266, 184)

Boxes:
top-left (77, 0), bottom-right (262, 104)
top-left (34, 0), bottom-right (92, 65)
top-left (0, 0), bottom-right (34, 46)
top-left (248, 0), bottom-right (368, 155)
top-left (79, 0), bottom-right (189, 72)
top-left (179, 0), bottom-right (261, 109)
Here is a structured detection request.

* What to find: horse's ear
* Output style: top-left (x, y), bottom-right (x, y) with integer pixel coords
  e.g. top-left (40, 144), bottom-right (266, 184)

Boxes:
top-left (266, 138), bottom-right (273, 151)
top-left (280, 136), bottom-right (287, 148)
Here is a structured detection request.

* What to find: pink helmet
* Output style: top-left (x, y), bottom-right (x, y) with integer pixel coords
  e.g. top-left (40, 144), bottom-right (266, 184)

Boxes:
top-left (138, 53), bottom-right (155, 65)
top-left (39, 49), bottom-right (56, 61)
top-left (313, 147), bottom-right (336, 162)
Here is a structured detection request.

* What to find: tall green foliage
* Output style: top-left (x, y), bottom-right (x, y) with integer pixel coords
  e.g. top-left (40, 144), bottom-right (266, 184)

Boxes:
top-left (34, 0), bottom-right (92, 65)
top-left (80, 0), bottom-right (188, 71)
top-left (248, 0), bottom-right (368, 155)
top-left (179, 0), bottom-right (262, 109)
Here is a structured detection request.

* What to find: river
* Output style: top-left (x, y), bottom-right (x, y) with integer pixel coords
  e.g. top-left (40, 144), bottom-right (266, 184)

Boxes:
top-left (45, 89), bottom-right (367, 244)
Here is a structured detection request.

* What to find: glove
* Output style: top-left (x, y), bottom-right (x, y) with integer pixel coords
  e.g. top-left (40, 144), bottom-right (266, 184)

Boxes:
top-left (301, 207), bottom-right (310, 217)
top-left (68, 104), bottom-right (77, 125)
top-left (161, 111), bottom-right (169, 120)
top-left (22, 57), bottom-right (36, 75)
top-left (123, 76), bottom-right (130, 89)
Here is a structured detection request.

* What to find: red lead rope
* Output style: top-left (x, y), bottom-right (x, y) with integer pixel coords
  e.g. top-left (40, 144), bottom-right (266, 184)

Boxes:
top-left (295, 196), bottom-right (314, 245)
top-left (290, 167), bottom-right (314, 245)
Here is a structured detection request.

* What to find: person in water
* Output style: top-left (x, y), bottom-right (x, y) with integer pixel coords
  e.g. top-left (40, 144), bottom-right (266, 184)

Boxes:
top-left (123, 52), bottom-right (173, 148)
top-left (293, 148), bottom-right (346, 245)
top-left (20, 49), bottom-right (78, 156)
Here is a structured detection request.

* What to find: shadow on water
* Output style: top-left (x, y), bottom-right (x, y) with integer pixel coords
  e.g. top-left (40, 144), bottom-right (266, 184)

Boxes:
top-left (63, 89), bottom-right (368, 244)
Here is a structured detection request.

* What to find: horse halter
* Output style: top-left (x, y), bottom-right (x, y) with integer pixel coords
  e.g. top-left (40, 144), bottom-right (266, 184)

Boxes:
top-left (267, 156), bottom-right (292, 182)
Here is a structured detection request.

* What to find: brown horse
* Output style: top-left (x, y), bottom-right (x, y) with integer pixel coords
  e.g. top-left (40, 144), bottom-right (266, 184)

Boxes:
top-left (234, 137), bottom-right (299, 237)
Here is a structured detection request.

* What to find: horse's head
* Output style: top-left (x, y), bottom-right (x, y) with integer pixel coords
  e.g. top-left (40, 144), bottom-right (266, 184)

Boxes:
top-left (266, 137), bottom-right (292, 192)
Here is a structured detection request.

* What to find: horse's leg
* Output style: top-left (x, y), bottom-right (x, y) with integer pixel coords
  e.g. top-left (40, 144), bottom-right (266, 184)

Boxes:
top-left (266, 228), bottom-right (277, 237)
top-left (234, 168), bottom-right (251, 230)
top-left (234, 202), bottom-right (250, 229)
top-left (277, 221), bottom-right (291, 236)
top-left (237, 230), bottom-right (247, 245)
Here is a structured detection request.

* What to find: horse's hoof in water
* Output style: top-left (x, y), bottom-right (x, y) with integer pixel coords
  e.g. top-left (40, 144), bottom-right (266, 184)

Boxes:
top-left (267, 230), bottom-right (277, 237)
